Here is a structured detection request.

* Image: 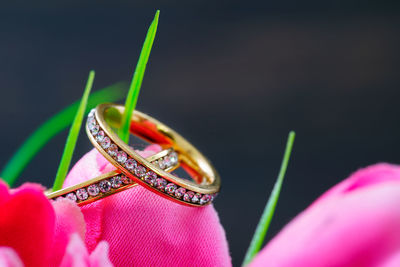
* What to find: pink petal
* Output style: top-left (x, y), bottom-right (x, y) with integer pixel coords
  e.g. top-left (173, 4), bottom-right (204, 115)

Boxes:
top-left (0, 180), bottom-right (55, 266)
top-left (382, 252), bottom-right (400, 267)
top-left (250, 163), bottom-right (400, 267)
top-left (49, 198), bottom-right (87, 266)
top-left (89, 241), bottom-right (113, 267)
top-left (65, 147), bottom-right (231, 267)
top-left (60, 234), bottom-right (113, 267)
top-left (0, 247), bottom-right (24, 267)
top-left (0, 180), bottom-right (88, 266)
top-left (100, 187), bottom-right (230, 266)
top-left (60, 233), bottom-right (90, 267)
top-left (64, 149), bottom-right (105, 188)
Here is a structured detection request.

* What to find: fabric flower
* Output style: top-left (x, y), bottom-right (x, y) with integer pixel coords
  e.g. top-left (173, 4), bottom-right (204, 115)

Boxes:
top-left (64, 145), bottom-right (231, 266)
top-left (249, 163), bottom-right (400, 267)
top-left (0, 180), bottom-right (112, 266)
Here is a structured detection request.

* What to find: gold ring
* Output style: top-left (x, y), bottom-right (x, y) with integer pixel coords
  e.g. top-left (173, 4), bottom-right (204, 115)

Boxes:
top-left (86, 104), bottom-right (220, 207)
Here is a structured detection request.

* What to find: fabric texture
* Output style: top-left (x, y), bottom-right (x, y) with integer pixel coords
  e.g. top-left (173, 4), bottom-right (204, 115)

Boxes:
top-left (64, 146), bottom-right (231, 267)
top-left (249, 163), bottom-right (400, 267)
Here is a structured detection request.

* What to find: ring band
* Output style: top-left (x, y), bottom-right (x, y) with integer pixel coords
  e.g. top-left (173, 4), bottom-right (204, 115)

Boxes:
top-left (46, 148), bottom-right (178, 206)
top-left (86, 104), bottom-right (220, 207)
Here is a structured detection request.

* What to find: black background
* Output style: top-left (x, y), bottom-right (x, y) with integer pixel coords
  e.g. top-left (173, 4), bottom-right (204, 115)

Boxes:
top-left (1, 1), bottom-right (400, 265)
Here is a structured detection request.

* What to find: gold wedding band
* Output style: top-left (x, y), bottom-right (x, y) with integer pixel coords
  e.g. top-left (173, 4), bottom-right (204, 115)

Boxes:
top-left (86, 104), bottom-right (220, 207)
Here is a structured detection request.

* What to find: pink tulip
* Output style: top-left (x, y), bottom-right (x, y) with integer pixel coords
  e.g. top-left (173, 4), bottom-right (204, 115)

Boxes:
top-left (64, 146), bottom-right (231, 266)
top-left (249, 163), bottom-right (400, 267)
top-left (0, 180), bottom-right (112, 266)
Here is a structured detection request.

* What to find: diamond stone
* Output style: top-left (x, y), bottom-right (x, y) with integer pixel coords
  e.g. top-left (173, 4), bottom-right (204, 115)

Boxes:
top-left (90, 124), bottom-right (99, 135)
top-left (125, 158), bottom-right (137, 170)
top-left (107, 144), bottom-right (118, 157)
top-left (134, 166), bottom-right (146, 177)
top-left (88, 109), bottom-right (95, 118)
top-left (158, 159), bottom-right (167, 169)
top-left (200, 194), bottom-right (211, 205)
top-left (96, 131), bottom-right (105, 142)
top-left (183, 191), bottom-right (195, 202)
top-left (155, 178), bottom-right (167, 191)
top-left (101, 137), bottom-right (111, 149)
top-left (144, 171), bottom-right (157, 186)
top-left (165, 183), bottom-right (177, 195)
top-left (191, 193), bottom-right (202, 204)
top-left (121, 175), bottom-right (131, 184)
top-left (168, 151), bottom-right (178, 166)
top-left (110, 176), bottom-right (122, 188)
top-left (99, 180), bottom-right (111, 193)
top-left (76, 188), bottom-right (88, 201)
top-left (65, 192), bottom-right (77, 202)
top-left (87, 184), bottom-right (100, 196)
top-left (175, 187), bottom-right (186, 199)
top-left (163, 157), bottom-right (172, 168)
top-left (117, 151), bottom-right (127, 164)
top-left (87, 117), bottom-right (96, 129)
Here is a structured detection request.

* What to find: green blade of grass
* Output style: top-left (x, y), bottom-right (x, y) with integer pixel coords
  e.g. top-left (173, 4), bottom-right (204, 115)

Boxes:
top-left (242, 131), bottom-right (296, 266)
top-left (52, 71), bottom-right (95, 191)
top-left (118, 10), bottom-right (160, 143)
top-left (1, 81), bottom-right (127, 186)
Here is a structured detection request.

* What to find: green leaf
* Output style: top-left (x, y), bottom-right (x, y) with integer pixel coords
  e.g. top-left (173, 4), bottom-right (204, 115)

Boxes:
top-left (118, 10), bottom-right (160, 143)
top-left (52, 71), bottom-right (96, 191)
top-left (1, 81), bottom-right (127, 187)
top-left (242, 131), bottom-right (296, 266)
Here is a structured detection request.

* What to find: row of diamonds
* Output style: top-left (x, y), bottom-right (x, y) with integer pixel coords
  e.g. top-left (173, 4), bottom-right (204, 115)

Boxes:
top-left (87, 110), bottom-right (217, 206)
top-left (53, 173), bottom-right (133, 204)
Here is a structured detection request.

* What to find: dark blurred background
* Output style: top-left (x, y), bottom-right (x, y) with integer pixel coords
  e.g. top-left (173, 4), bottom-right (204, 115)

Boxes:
top-left (1, 1), bottom-right (400, 265)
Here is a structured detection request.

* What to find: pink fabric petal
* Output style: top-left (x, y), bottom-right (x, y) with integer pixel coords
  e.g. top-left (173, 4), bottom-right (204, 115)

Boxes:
top-left (0, 181), bottom-right (55, 266)
top-left (310, 163), bottom-right (400, 206)
top-left (382, 252), bottom-right (400, 267)
top-left (60, 234), bottom-right (90, 267)
top-left (60, 234), bottom-right (113, 267)
top-left (0, 247), bottom-right (24, 267)
top-left (64, 149), bottom-right (105, 188)
top-left (65, 147), bottom-right (231, 267)
top-left (89, 241), bottom-right (113, 267)
top-left (49, 198), bottom-right (87, 266)
top-left (250, 163), bottom-right (400, 267)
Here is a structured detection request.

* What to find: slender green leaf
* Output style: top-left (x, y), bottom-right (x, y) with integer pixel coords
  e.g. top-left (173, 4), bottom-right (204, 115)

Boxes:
top-left (52, 71), bottom-right (95, 190)
top-left (118, 10), bottom-right (160, 143)
top-left (242, 131), bottom-right (296, 266)
top-left (1, 82), bottom-right (127, 186)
